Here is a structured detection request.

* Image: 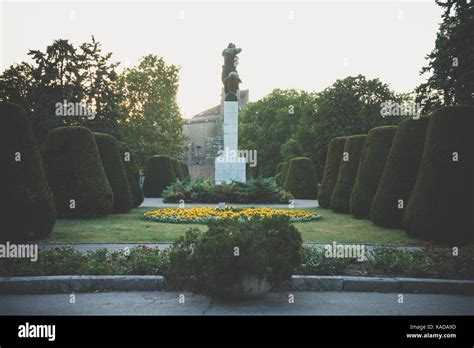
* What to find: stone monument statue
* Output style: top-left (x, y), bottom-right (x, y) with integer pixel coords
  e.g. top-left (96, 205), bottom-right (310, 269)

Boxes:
top-left (221, 43), bottom-right (242, 101)
top-left (215, 43), bottom-right (246, 185)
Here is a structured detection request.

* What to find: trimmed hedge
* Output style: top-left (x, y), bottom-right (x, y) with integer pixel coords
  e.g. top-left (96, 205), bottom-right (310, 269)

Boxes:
top-left (318, 137), bottom-right (347, 208)
top-left (94, 133), bottom-right (133, 214)
top-left (330, 134), bottom-right (367, 213)
top-left (0, 102), bottom-right (56, 242)
top-left (370, 118), bottom-right (429, 228)
top-left (350, 126), bottom-right (397, 219)
top-left (117, 142), bottom-right (144, 208)
top-left (283, 157), bottom-right (318, 199)
top-left (275, 162), bottom-right (287, 186)
top-left (143, 155), bottom-right (177, 197)
top-left (43, 126), bottom-right (113, 218)
top-left (184, 163), bottom-right (190, 179)
top-left (280, 162), bottom-right (290, 188)
top-left (171, 158), bottom-right (185, 181)
top-left (180, 162), bottom-right (190, 180)
top-left (403, 106), bottom-right (474, 245)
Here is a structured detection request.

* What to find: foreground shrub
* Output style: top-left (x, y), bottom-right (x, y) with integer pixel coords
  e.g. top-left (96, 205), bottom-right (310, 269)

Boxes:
top-left (43, 126), bottom-right (113, 218)
top-left (143, 155), bottom-right (177, 197)
top-left (370, 118), bottom-right (429, 227)
top-left (165, 217), bottom-right (303, 298)
top-left (318, 137), bottom-right (347, 208)
top-left (117, 142), bottom-right (144, 208)
top-left (1, 244), bottom-right (473, 281)
top-left (162, 177), bottom-right (292, 204)
top-left (0, 102), bottom-right (56, 241)
top-left (95, 133), bottom-right (133, 213)
top-left (283, 157), bottom-right (318, 199)
top-left (350, 126), bottom-right (397, 219)
top-left (403, 106), bottom-right (474, 245)
top-left (330, 134), bottom-right (367, 213)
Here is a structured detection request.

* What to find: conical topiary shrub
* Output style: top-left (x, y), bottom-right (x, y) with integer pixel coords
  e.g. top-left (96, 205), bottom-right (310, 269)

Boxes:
top-left (94, 133), bottom-right (132, 214)
top-left (143, 155), bottom-right (177, 197)
top-left (350, 126), bottom-right (397, 219)
top-left (183, 163), bottom-right (190, 180)
top-left (171, 158), bottom-right (185, 181)
top-left (318, 137), bottom-right (347, 208)
top-left (283, 157), bottom-right (318, 199)
top-left (403, 106), bottom-right (474, 245)
top-left (179, 161), bottom-right (188, 181)
top-left (43, 126), bottom-right (113, 218)
top-left (280, 162), bottom-right (290, 187)
top-left (330, 134), bottom-right (367, 213)
top-left (117, 142), bottom-right (144, 208)
top-left (370, 118), bottom-right (429, 228)
top-left (275, 162), bottom-right (287, 186)
top-left (0, 102), bottom-right (56, 242)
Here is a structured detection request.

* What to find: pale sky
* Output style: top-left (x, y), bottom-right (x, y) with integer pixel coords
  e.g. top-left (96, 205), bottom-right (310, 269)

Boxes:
top-left (0, 0), bottom-right (443, 118)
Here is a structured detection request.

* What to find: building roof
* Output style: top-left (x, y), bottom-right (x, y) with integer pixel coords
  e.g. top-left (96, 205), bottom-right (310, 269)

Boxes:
top-left (195, 105), bottom-right (220, 117)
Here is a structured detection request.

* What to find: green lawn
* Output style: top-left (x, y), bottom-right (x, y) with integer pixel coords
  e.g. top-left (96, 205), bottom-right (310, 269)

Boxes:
top-left (40, 207), bottom-right (422, 246)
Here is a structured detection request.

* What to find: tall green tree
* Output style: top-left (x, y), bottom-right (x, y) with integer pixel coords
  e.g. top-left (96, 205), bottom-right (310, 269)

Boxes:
top-left (416, 0), bottom-right (474, 111)
top-left (239, 89), bottom-right (317, 178)
top-left (0, 37), bottom-right (122, 142)
top-left (79, 36), bottom-right (122, 137)
top-left (117, 55), bottom-right (185, 170)
top-left (293, 75), bottom-right (403, 179)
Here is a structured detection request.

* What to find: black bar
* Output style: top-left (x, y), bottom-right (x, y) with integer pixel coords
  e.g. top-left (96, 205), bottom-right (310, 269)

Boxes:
top-left (0, 316), bottom-right (472, 346)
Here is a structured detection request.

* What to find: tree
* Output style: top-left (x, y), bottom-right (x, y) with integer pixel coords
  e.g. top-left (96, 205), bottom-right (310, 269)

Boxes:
top-left (239, 89), bottom-right (317, 178)
top-left (0, 37), bottom-right (122, 142)
top-left (117, 55), bottom-right (185, 170)
top-left (79, 36), bottom-right (122, 137)
top-left (294, 75), bottom-right (403, 180)
top-left (416, 0), bottom-right (474, 112)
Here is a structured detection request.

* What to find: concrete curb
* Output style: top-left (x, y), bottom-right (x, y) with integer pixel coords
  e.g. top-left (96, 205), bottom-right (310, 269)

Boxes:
top-left (0, 275), bottom-right (165, 294)
top-left (290, 276), bottom-right (474, 295)
top-left (0, 275), bottom-right (472, 295)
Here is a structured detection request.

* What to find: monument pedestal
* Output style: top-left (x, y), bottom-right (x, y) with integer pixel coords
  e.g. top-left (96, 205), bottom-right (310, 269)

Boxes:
top-left (215, 101), bottom-right (246, 185)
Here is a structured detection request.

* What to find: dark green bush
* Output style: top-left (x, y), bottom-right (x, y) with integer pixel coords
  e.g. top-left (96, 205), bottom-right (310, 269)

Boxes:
top-left (0, 102), bottom-right (56, 242)
top-left (318, 137), bottom-right (347, 208)
top-left (280, 162), bottom-right (289, 187)
top-left (162, 177), bottom-right (292, 204)
top-left (165, 216), bottom-right (303, 298)
top-left (330, 134), bottom-right (367, 213)
top-left (94, 133), bottom-right (132, 213)
top-left (42, 126), bottom-right (113, 218)
top-left (180, 162), bottom-right (190, 180)
top-left (350, 126), bottom-right (397, 219)
top-left (143, 155), bottom-right (177, 197)
top-left (171, 157), bottom-right (185, 181)
top-left (283, 157), bottom-right (318, 199)
top-left (403, 106), bottom-right (474, 245)
top-left (117, 142), bottom-right (144, 208)
top-left (275, 162), bottom-right (287, 186)
top-left (370, 118), bottom-right (429, 227)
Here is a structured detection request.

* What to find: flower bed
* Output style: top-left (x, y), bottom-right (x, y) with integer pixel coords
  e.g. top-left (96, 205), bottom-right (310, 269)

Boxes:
top-left (143, 207), bottom-right (320, 223)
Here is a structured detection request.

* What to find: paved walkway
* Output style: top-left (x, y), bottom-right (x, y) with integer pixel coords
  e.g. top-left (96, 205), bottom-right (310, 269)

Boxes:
top-left (1, 291), bottom-right (472, 315)
top-left (140, 198), bottom-right (319, 208)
